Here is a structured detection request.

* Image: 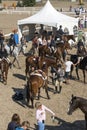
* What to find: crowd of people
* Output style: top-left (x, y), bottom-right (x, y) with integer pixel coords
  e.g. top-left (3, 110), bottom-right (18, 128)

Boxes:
top-left (0, 28), bottom-right (27, 69)
top-left (0, 22), bottom-right (87, 130)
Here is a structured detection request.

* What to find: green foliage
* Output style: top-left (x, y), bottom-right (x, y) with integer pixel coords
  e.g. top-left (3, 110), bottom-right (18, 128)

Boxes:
top-left (0, 0), bottom-right (2, 3)
top-left (22, 0), bottom-right (36, 7)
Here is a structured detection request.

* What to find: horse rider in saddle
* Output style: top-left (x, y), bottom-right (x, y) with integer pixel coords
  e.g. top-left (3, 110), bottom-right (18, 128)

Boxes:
top-left (77, 39), bottom-right (87, 62)
top-left (0, 44), bottom-right (11, 65)
top-left (55, 25), bottom-right (65, 43)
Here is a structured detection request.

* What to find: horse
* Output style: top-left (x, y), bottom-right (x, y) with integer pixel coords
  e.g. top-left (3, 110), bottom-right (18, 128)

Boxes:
top-left (26, 69), bottom-right (50, 108)
top-left (54, 41), bottom-right (71, 62)
top-left (67, 94), bottom-right (87, 130)
top-left (25, 55), bottom-right (39, 80)
top-left (0, 58), bottom-right (11, 85)
top-left (25, 55), bottom-right (57, 80)
top-left (39, 45), bottom-right (51, 57)
top-left (62, 34), bottom-right (75, 42)
top-left (70, 54), bottom-right (87, 83)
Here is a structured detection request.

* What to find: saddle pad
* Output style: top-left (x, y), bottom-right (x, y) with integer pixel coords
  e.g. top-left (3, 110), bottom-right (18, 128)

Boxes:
top-left (30, 71), bottom-right (47, 80)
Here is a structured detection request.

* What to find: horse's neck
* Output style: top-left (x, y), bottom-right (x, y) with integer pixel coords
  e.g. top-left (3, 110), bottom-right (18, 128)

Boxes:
top-left (79, 98), bottom-right (87, 114)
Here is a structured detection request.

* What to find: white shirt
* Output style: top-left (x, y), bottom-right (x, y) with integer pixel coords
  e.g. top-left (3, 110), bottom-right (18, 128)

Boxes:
top-left (65, 61), bottom-right (73, 72)
top-left (36, 105), bottom-right (55, 122)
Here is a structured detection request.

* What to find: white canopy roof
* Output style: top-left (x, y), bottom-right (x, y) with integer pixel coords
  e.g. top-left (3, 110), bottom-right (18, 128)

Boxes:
top-left (18, 0), bottom-right (78, 40)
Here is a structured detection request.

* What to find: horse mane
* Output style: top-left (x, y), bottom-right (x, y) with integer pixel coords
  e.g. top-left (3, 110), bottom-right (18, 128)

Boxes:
top-left (72, 96), bottom-right (87, 104)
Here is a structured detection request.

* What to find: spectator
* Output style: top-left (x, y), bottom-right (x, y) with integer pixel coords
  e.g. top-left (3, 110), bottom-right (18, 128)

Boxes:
top-left (15, 121), bottom-right (30, 130)
top-left (35, 102), bottom-right (55, 130)
top-left (64, 57), bottom-right (74, 84)
top-left (0, 30), bottom-right (5, 51)
top-left (77, 39), bottom-right (84, 49)
top-left (20, 33), bottom-right (27, 54)
top-left (13, 29), bottom-right (19, 46)
top-left (64, 27), bottom-right (69, 35)
top-left (7, 113), bottom-right (21, 130)
top-left (11, 45), bottom-right (21, 69)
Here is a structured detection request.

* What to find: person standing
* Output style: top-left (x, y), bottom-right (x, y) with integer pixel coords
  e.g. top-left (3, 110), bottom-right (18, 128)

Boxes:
top-left (13, 29), bottom-right (19, 46)
top-left (0, 30), bottom-right (4, 51)
top-left (7, 113), bottom-right (21, 130)
top-left (64, 57), bottom-right (73, 84)
top-left (54, 64), bottom-right (65, 93)
top-left (20, 33), bottom-right (27, 54)
top-left (35, 102), bottom-right (55, 130)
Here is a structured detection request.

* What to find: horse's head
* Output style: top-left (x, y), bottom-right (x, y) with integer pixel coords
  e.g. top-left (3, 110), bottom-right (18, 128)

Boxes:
top-left (70, 35), bottom-right (76, 42)
top-left (67, 94), bottom-right (79, 115)
top-left (64, 42), bottom-right (71, 50)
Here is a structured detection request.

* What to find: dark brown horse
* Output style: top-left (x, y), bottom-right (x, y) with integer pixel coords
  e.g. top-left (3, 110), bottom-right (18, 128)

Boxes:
top-left (26, 69), bottom-right (50, 108)
top-left (25, 55), bottom-right (57, 79)
top-left (70, 55), bottom-right (87, 83)
top-left (0, 58), bottom-right (11, 85)
top-left (54, 42), bottom-right (71, 62)
top-left (67, 94), bottom-right (87, 130)
top-left (25, 55), bottom-right (39, 79)
top-left (39, 45), bottom-right (51, 57)
top-left (62, 34), bottom-right (75, 42)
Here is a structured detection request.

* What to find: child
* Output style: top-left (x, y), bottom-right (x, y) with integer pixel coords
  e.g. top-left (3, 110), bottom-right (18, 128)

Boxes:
top-left (16, 121), bottom-right (30, 130)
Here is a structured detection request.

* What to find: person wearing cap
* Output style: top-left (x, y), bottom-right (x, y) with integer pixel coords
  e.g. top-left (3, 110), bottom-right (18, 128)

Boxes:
top-left (35, 102), bottom-right (55, 130)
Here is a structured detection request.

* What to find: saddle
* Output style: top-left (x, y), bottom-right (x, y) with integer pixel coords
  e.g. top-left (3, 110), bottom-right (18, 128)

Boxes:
top-left (30, 69), bottom-right (47, 80)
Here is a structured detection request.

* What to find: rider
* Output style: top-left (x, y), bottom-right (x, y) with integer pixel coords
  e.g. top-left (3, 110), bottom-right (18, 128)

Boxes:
top-left (57, 25), bottom-right (65, 41)
top-left (0, 45), bottom-right (8, 59)
top-left (77, 39), bottom-right (87, 58)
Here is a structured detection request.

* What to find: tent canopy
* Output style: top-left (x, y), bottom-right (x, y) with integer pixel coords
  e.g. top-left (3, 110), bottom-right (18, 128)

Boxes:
top-left (18, 0), bottom-right (78, 40)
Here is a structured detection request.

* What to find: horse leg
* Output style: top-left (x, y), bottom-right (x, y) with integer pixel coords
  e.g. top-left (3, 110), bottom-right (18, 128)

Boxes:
top-left (26, 85), bottom-right (30, 107)
top-left (45, 82), bottom-right (50, 99)
top-left (3, 71), bottom-right (7, 85)
top-left (83, 70), bottom-right (86, 83)
top-left (70, 65), bottom-right (74, 79)
top-left (76, 65), bottom-right (79, 80)
top-left (37, 88), bottom-right (40, 100)
top-left (85, 114), bottom-right (87, 130)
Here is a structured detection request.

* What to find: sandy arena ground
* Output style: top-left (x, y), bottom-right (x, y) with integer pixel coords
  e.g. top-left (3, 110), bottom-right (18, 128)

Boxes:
top-left (0, 1), bottom-right (87, 130)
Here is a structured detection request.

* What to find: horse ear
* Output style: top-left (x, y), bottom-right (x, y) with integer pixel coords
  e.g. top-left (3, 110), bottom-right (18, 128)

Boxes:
top-left (72, 94), bottom-right (74, 98)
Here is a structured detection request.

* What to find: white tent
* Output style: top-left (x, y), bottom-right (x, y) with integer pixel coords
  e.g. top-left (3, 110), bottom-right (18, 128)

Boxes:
top-left (18, 0), bottom-right (78, 41)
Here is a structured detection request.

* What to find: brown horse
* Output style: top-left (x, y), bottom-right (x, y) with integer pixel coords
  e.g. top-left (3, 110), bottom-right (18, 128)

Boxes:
top-left (26, 69), bottom-right (50, 108)
top-left (62, 34), bottom-right (75, 42)
top-left (0, 58), bottom-right (11, 85)
top-left (25, 55), bottom-right (57, 79)
top-left (39, 45), bottom-right (51, 57)
top-left (25, 55), bottom-right (39, 79)
top-left (54, 42), bottom-right (71, 62)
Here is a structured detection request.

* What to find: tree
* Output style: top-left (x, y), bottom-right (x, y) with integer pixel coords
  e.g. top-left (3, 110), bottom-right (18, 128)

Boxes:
top-left (0, 0), bottom-right (2, 3)
top-left (22, 0), bottom-right (36, 7)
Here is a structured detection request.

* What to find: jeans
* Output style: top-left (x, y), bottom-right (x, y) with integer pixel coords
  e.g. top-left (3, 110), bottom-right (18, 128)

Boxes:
top-left (38, 121), bottom-right (45, 130)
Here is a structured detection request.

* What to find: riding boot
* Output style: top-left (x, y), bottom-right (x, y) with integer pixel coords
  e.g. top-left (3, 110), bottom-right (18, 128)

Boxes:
top-left (54, 86), bottom-right (57, 94)
top-left (58, 86), bottom-right (62, 93)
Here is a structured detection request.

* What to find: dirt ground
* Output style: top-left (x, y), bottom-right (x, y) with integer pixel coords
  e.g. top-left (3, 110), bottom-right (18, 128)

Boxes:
top-left (0, 1), bottom-right (87, 130)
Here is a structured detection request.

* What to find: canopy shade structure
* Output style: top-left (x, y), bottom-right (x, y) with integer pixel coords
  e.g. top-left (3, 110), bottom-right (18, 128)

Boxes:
top-left (18, 0), bottom-right (78, 41)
